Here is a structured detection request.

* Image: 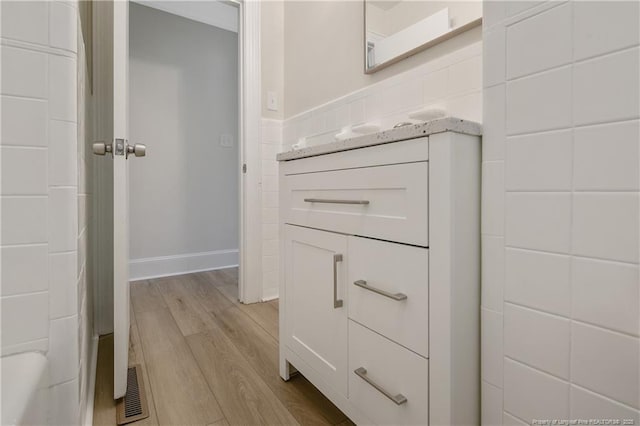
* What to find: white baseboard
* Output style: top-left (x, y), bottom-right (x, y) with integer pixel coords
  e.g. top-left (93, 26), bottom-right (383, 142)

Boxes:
top-left (129, 249), bottom-right (239, 281)
top-left (83, 334), bottom-right (99, 426)
top-left (261, 287), bottom-right (279, 302)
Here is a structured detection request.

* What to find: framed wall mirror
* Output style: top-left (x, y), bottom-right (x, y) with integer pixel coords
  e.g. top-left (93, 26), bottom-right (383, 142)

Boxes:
top-left (364, 1), bottom-right (482, 73)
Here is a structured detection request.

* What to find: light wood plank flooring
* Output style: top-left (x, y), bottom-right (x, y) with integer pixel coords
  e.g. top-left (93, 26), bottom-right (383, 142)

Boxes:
top-left (93, 268), bottom-right (353, 426)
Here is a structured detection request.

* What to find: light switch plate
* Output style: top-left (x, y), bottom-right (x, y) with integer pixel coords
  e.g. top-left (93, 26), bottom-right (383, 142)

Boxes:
top-left (267, 91), bottom-right (278, 111)
top-left (220, 134), bottom-right (233, 147)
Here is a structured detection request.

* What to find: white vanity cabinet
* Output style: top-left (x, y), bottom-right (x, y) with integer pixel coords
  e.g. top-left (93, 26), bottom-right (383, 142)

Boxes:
top-left (278, 120), bottom-right (482, 426)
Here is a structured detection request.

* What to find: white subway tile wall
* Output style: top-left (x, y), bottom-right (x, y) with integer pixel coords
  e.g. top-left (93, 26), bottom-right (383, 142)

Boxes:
top-left (1, 46), bottom-right (48, 98)
top-left (0, 146), bottom-right (48, 194)
top-left (505, 130), bottom-right (573, 191)
top-left (482, 1), bottom-right (640, 424)
top-left (482, 381), bottom-right (504, 426)
top-left (481, 236), bottom-right (505, 313)
top-left (48, 378), bottom-right (80, 426)
top-left (573, 121), bottom-right (640, 191)
top-left (504, 358), bottom-right (570, 421)
top-left (506, 192), bottom-right (572, 253)
top-left (571, 193), bottom-right (639, 263)
top-left (505, 3), bottom-right (572, 79)
top-left (0, 96), bottom-right (48, 146)
top-left (482, 161), bottom-right (505, 236)
top-left (570, 386), bottom-right (640, 424)
top-left (504, 303), bottom-right (571, 379)
top-left (571, 258), bottom-right (639, 336)
top-left (504, 249), bottom-right (571, 315)
top-left (0, 292), bottom-right (49, 346)
top-left (0, 1), bottom-right (93, 424)
top-left (49, 1), bottom-right (77, 53)
top-left (49, 251), bottom-right (79, 319)
top-left (570, 322), bottom-right (639, 409)
top-left (48, 314), bottom-right (80, 385)
top-left (482, 83), bottom-right (506, 160)
top-left (506, 66), bottom-right (572, 135)
top-left (572, 1), bottom-right (640, 61)
top-left (261, 119), bottom-right (282, 300)
top-left (0, 1), bottom-right (49, 45)
top-left (0, 197), bottom-right (48, 245)
top-left (281, 41), bottom-right (483, 150)
top-left (481, 307), bottom-right (504, 387)
top-left (572, 48), bottom-right (640, 126)
top-left (503, 412), bottom-right (529, 426)
top-left (1, 245), bottom-right (48, 296)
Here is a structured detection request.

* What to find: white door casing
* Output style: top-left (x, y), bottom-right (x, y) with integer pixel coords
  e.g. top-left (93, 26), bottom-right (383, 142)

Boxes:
top-left (238, 0), bottom-right (263, 304)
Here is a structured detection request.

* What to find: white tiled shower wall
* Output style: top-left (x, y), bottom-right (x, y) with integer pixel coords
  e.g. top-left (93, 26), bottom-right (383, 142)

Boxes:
top-left (282, 40), bottom-right (482, 150)
top-left (1, 1), bottom-right (95, 424)
top-left (481, 1), bottom-right (639, 424)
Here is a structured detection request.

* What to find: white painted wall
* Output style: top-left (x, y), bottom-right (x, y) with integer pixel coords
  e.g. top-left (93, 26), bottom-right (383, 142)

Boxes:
top-left (133, 0), bottom-right (238, 33)
top-left (481, 2), bottom-right (640, 424)
top-left (0, 1), bottom-right (96, 424)
top-left (367, 0), bottom-right (482, 36)
top-left (261, 0), bottom-right (284, 120)
top-left (129, 3), bottom-right (239, 280)
top-left (283, 0), bottom-right (481, 118)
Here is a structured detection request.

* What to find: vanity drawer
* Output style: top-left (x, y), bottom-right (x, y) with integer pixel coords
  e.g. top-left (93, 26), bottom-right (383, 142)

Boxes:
top-left (283, 162), bottom-right (429, 246)
top-left (348, 236), bottom-right (429, 357)
top-left (348, 321), bottom-right (429, 426)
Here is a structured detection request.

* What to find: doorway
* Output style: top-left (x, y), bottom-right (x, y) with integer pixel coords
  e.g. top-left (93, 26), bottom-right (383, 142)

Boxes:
top-left (94, 0), bottom-right (264, 340)
top-left (128, 1), bottom-right (241, 289)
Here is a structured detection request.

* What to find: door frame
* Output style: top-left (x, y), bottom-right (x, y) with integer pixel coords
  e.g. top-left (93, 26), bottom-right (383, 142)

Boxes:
top-left (237, 0), bottom-right (263, 304)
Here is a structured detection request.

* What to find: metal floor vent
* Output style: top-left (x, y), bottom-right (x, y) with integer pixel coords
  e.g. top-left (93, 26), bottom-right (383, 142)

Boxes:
top-left (116, 365), bottom-right (150, 425)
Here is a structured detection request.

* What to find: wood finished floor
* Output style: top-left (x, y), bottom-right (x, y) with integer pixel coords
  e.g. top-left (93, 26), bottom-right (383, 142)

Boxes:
top-left (93, 268), bottom-right (354, 426)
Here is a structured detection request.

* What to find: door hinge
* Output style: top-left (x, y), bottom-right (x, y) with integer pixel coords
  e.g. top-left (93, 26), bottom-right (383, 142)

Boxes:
top-left (114, 138), bottom-right (126, 156)
top-left (242, 163), bottom-right (247, 173)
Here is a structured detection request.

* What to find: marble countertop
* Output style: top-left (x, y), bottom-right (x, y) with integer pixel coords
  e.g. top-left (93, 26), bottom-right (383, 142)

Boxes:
top-left (276, 117), bottom-right (482, 162)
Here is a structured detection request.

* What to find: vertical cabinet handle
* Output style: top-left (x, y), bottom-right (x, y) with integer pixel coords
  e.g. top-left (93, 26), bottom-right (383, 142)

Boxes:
top-left (354, 367), bottom-right (407, 405)
top-left (333, 254), bottom-right (344, 308)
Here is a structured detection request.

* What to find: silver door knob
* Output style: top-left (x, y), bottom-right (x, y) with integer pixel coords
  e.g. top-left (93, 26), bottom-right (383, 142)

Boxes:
top-left (126, 144), bottom-right (146, 158)
top-left (92, 142), bottom-right (112, 156)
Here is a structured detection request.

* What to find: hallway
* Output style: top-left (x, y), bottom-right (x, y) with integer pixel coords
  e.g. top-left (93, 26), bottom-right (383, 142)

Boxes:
top-left (93, 269), bottom-right (351, 425)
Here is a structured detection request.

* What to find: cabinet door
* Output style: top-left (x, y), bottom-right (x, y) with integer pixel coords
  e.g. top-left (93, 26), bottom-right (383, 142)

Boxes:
top-left (284, 225), bottom-right (348, 396)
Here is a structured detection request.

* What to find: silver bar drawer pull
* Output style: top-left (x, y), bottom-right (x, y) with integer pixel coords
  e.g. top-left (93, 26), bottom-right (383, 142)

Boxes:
top-left (354, 367), bottom-right (407, 405)
top-left (304, 198), bottom-right (370, 205)
top-left (333, 254), bottom-right (344, 308)
top-left (354, 280), bottom-right (407, 301)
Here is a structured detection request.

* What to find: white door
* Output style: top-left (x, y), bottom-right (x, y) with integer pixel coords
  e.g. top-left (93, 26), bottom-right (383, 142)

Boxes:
top-left (111, 0), bottom-right (130, 400)
top-left (284, 225), bottom-right (348, 396)
top-left (93, 0), bottom-right (143, 399)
